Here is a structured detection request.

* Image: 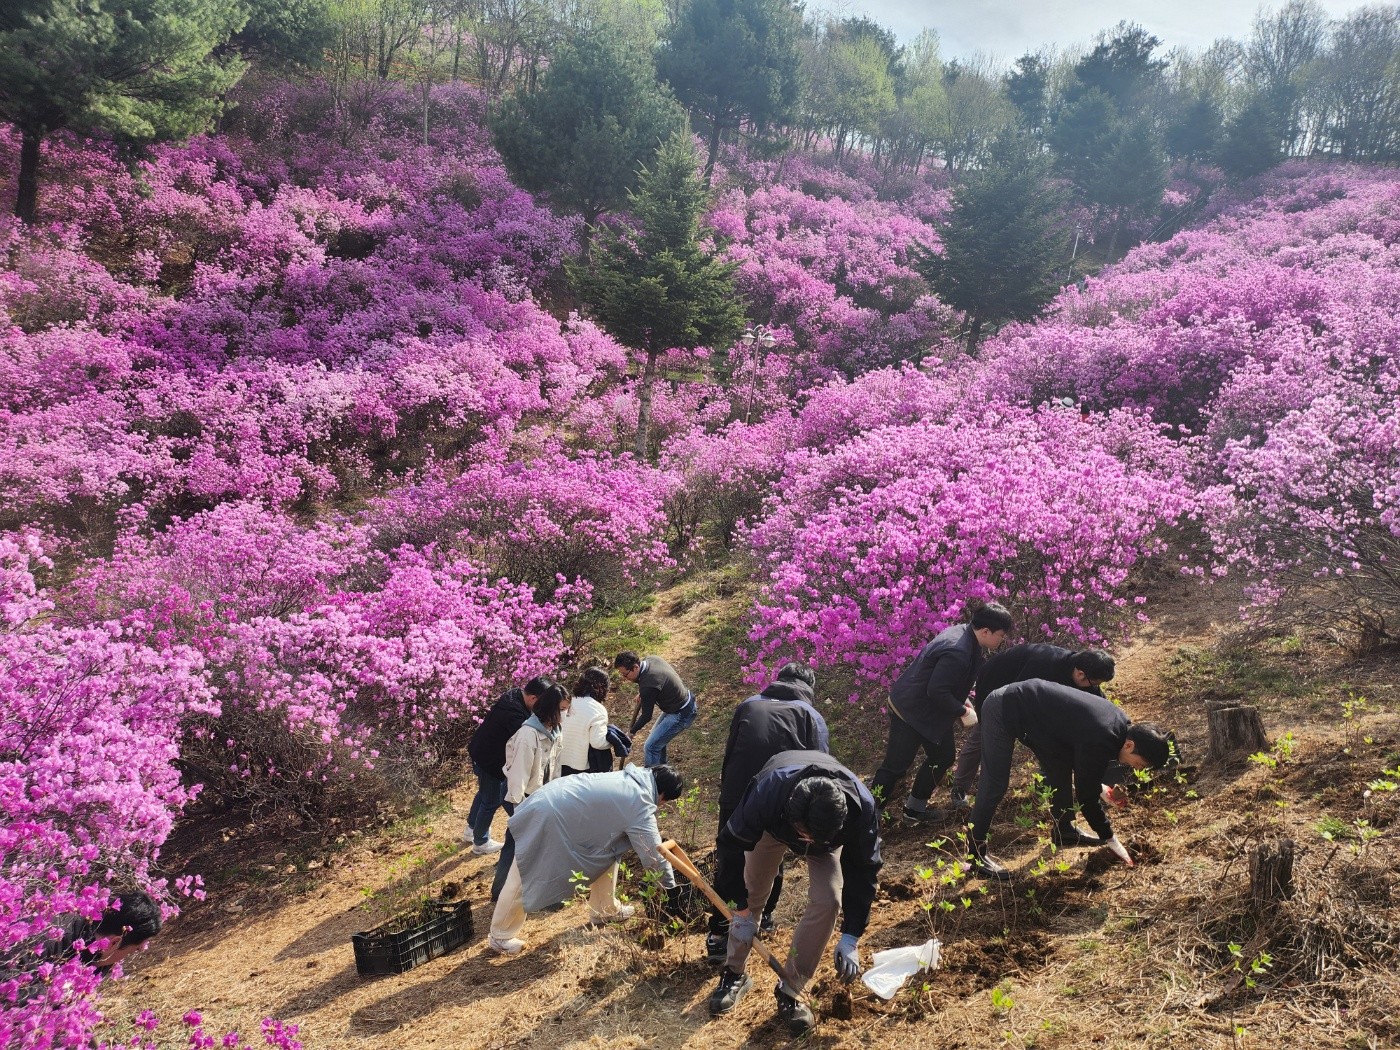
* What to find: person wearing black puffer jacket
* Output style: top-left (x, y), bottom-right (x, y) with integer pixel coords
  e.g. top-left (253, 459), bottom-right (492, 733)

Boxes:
top-left (465, 677), bottom-right (556, 855)
top-left (708, 750), bottom-right (882, 1037)
top-left (705, 663), bottom-right (829, 963)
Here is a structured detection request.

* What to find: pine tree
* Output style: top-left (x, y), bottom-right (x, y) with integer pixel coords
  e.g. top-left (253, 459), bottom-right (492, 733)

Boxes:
top-left (569, 133), bottom-right (747, 457)
top-left (492, 28), bottom-right (687, 228)
top-left (656, 0), bottom-right (803, 183)
top-left (913, 135), bottom-right (1070, 352)
top-left (0, 0), bottom-right (249, 222)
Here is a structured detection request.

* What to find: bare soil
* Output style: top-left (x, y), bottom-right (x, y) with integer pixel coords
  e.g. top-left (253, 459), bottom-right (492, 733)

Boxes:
top-left (104, 575), bottom-right (1400, 1049)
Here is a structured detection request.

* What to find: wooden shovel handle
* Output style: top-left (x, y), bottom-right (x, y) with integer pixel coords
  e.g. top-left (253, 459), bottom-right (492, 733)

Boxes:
top-left (659, 839), bottom-right (796, 988)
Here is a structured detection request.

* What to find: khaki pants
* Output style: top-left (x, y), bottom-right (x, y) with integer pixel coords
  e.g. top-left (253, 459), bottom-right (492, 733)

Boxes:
top-left (489, 861), bottom-right (624, 940)
top-left (725, 832), bottom-right (842, 994)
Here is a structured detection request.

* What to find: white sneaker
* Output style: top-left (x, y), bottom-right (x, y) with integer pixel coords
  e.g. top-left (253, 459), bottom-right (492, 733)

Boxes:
top-left (488, 935), bottom-right (524, 955)
top-left (470, 838), bottom-right (504, 855)
top-left (589, 904), bottom-right (635, 926)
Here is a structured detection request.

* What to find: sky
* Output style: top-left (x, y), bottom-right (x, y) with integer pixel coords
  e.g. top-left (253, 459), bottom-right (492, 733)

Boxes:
top-left (819, 0), bottom-right (1368, 63)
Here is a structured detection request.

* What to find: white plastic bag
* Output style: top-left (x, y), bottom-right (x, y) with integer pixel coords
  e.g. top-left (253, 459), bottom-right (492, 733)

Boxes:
top-left (860, 938), bottom-right (941, 1000)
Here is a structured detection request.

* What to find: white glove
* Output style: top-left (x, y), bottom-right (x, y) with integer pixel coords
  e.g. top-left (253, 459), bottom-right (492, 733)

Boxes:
top-left (1103, 835), bottom-right (1134, 867)
top-left (1101, 783), bottom-right (1127, 808)
top-left (959, 701), bottom-right (978, 728)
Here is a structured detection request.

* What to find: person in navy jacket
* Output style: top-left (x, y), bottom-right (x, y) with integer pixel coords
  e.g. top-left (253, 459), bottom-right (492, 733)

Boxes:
top-left (708, 751), bottom-right (882, 1035)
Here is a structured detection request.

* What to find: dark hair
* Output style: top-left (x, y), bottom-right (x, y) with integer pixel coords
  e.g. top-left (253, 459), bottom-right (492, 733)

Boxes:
top-left (775, 662), bottom-right (817, 689)
top-left (784, 777), bottom-right (847, 844)
top-left (98, 891), bottom-right (162, 949)
top-left (612, 651), bottom-right (641, 671)
top-left (532, 684), bottom-right (569, 730)
top-left (523, 675), bottom-right (556, 699)
top-left (1072, 649), bottom-right (1116, 682)
top-left (1127, 723), bottom-right (1175, 769)
top-left (574, 666), bottom-right (611, 702)
top-left (970, 601), bottom-right (1014, 633)
top-left (651, 764), bottom-right (685, 802)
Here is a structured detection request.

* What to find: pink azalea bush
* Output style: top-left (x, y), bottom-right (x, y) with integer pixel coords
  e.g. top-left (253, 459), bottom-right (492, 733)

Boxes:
top-left (740, 396), bottom-right (1193, 690)
top-left (0, 533), bottom-right (211, 1046)
top-left (975, 163), bottom-right (1400, 641)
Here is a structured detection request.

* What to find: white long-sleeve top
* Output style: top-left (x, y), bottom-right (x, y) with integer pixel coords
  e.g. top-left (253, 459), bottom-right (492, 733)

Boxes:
top-left (559, 694), bottom-right (609, 770)
top-left (503, 719), bottom-right (561, 804)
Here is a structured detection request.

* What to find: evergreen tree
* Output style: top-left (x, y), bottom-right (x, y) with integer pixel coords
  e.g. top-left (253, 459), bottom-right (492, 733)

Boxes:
top-left (1004, 52), bottom-right (1050, 134)
top-left (913, 135), bottom-right (1070, 352)
top-left (492, 28), bottom-right (686, 227)
top-left (1165, 95), bottom-right (1223, 167)
top-left (0, 0), bottom-right (249, 222)
top-left (1217, 93), bottom-right (1286, 180)
top-left (656, 0), bottom-right (803, 183)
top-left (568, 133), bottom-right (746, 456)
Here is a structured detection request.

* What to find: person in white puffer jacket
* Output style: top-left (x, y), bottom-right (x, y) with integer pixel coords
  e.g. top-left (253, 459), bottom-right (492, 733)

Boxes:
top-left (559, 666), bottom-right (611, 776)
top-left (490, 683), bottom-right (568, 903)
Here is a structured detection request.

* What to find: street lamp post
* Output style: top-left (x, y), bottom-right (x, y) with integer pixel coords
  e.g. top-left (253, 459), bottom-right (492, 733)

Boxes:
top-left (741, 325), bottom-right (776, 424)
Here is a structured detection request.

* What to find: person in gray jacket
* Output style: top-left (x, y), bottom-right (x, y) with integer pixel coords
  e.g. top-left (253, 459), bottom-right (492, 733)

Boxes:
top-left (488, 764), bottom-right (685, 955)
top-left (615, 651), bottom-right (697, 766)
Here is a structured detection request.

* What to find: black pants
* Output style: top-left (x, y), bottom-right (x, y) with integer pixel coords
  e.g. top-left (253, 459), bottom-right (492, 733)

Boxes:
top-left (708, 809), bottom-right (785, 937)
top-left (871, 709), bottom-right (955, 808)
top-left (490, 800), bottom-right (518, 901)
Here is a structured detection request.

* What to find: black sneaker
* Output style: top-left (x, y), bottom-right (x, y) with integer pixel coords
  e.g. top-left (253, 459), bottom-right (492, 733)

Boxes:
top-left (774, 982), bottom-right (815, 1035)
top-left (969, 854), bottom-right (1012, 881)
top-left (706, 932), bottom-right (728, 965)
top-left (709, 968), bottom-right (752, 1015)
top-left (759, 911), bottom-right (777, 936)
top-left (948, 790), bottom-right (973, 814)
top-left (901, 804), bottom-right (939, 824)
top-left (1051, 823), bottom-right (1102, 849)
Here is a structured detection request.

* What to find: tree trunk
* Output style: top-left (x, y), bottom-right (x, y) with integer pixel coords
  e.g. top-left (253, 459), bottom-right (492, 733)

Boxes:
top-left (703, 118), bottom-right (723, 188)
top-left (16, 127), bottom-right (41, 223)
top-left (634, 348), bottom-right (659, 459)
top-left (1205, 700), bottom-right (1269, 765)
top-left (1249, 839), bottom-right (1295, 914)
top-left (965, 315), bottom-right (983, 354)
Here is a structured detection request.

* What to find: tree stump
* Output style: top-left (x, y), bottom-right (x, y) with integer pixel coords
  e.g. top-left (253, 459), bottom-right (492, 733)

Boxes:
top-left (1249, 838), bottom-right (1295, 913)
top-left (1205, 700), bottom-right (1269, 765)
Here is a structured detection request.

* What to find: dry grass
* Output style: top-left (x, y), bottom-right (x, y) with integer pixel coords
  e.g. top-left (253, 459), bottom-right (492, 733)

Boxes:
top-left (101, 574), bottom-right (1400, 1049)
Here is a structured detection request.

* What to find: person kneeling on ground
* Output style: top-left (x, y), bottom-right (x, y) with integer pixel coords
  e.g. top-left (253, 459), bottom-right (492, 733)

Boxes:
top-left (488, 764), bottom-right (686, 955)
top-left (967, 679), bottom-right (1175, 880)
top-left (709, 750), bottom-right (883, 1036)
top-left (706, 661), bottom-right (829, 964)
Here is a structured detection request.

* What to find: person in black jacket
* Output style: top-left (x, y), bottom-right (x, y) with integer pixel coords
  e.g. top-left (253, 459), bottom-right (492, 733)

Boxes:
top-left (706, 662), bottom-right (829, 963)
top-left (967, 679), bottom-right (1174, 880)
top-left (708, 751), bottom-right (882, 1036)
top-left (465, 677), bottom-right (556, 855)
top-left (4, 892), bottom-right (163, 1004)
top-left (947, 645), bottom-right (1115, 830)
top-left (871, 603), bottom-right (1014, 823)
top-left (615, 651), bottom-right (697, 766)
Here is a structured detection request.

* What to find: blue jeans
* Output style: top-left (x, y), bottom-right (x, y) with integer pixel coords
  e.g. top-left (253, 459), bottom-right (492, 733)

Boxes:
top-left (490, 800), bottom-right (518, 902)
top-left (643, 696), bottom-right (697, 766)
top-left (466, 763), bottom-right (507, 846)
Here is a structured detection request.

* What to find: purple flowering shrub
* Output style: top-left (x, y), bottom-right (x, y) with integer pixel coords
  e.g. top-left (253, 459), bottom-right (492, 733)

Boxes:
top-left (740, 397), bottom-right (1192, 691)
top-left (975, 163), bottom-right (1400, 642)
top-left (0, 533), bottom-right (212, 1042)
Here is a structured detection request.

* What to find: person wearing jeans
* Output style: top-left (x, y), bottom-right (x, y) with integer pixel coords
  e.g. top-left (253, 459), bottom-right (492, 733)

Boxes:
top-left (615, 651), bottom-right (698, 767)
top-left (465, 678), bottom-right (554, 854)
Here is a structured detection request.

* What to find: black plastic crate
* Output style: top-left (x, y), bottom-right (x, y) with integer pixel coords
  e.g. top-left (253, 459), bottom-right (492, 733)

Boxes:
top-left (352, 899), bottom-right (474, 976)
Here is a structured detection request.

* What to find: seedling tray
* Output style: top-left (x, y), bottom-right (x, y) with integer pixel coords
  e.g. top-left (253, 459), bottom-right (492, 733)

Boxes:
top-left (352, 899), bottom-right (474, 976)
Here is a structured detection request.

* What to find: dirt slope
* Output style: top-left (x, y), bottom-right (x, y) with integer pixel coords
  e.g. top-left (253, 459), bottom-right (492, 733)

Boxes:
top-left (103, 576), bottom-right (1399, 1049)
